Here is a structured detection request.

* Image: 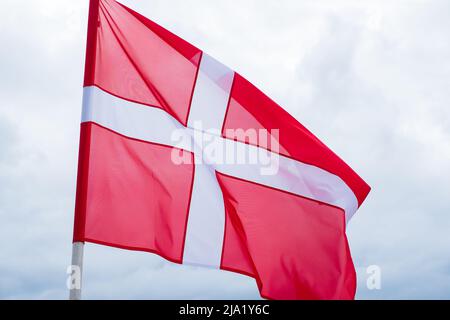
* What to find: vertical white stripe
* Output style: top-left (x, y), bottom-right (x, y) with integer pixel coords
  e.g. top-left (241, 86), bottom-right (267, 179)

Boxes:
top-left (187, 53), bottom-right (234, 131)
top-left (182, 156), bottom-right (226, 268)
top-left (181, 53), bottom-right (233, 267)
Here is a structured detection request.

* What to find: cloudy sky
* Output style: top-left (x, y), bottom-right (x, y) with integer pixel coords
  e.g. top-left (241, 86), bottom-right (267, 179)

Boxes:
top-left (1, 0), bottom-right (449, 299)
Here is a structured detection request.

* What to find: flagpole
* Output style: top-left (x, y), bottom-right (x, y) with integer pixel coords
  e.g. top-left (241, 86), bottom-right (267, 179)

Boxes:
top-left (69, 242), bottom-right (84, 300)
top-left (68, 0), bottom-right (100, 300)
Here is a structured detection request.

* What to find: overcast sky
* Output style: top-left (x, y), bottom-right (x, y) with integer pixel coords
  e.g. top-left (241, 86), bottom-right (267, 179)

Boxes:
top-left (1, 0), bottom-right (449, 299)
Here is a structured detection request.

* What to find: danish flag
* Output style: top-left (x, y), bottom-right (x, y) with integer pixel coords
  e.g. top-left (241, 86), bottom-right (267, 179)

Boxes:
top-left (73, 0), bottom-right (370, 300)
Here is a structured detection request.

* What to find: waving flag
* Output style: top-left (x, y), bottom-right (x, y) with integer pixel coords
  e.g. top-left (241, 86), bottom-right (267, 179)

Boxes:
top-left (73, 0), bottom-right (370, 300)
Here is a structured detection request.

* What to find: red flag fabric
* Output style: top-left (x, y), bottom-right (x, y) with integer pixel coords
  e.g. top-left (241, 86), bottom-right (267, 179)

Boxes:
top-left (74, 0), bottom-right (370, 300)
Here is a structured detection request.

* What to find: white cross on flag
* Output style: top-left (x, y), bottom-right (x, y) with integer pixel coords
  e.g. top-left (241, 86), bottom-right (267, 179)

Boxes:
top-left (73, 0), bottom-right (370, 300)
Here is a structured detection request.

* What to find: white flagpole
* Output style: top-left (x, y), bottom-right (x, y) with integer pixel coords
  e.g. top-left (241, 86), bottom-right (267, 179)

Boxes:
top-left (68, 0), bottom-right (100, 301)
top-left (69, 242), bottom-right (84, 300)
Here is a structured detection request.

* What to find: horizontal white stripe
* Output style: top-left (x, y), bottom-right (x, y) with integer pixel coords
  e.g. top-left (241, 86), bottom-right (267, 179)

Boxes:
top-left (215, 139), bottom-right (358, 219)
top-left (82, 86), bottom-right (359, 222)
top-left (82, 85), bottom-right (193, 152)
